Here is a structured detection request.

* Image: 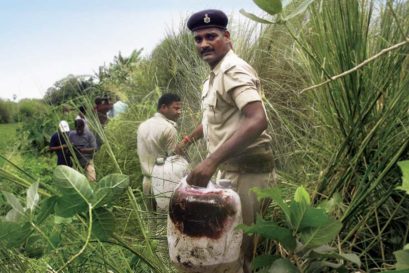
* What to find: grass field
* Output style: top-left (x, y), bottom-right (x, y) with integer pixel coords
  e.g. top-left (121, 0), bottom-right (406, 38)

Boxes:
top-left (0, 123), bottom-right (19, 153)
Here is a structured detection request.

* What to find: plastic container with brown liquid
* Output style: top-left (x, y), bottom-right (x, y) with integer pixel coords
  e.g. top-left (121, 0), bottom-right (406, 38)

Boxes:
top-left (167, 178), bottom-right (243, 272)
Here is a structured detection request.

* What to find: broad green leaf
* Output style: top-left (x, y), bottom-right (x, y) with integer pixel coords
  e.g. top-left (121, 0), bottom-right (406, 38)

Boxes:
top-left (294, 186), bottom-right (310, 205)
top-left (53, 166), bottom-right (94, 201)
top-left (290, 197), bottom-right (332, 232)
top-left (299, 207), bottom-right (332, 230)
top-left (252, 187), bottom-right (291, 224)
top-left (268, 258), bottom-right (300, 273)
top-left (239, 9), bottom-right (275, 24)
top-left (5, 209), bottom-right (21, 222)
top-left (395, 249), bottom-right (409, 269)
top-left (54, 215), bottom-right (72, 225)
top-left (397, 161), bottom-right (409, 194)
top-left (3, 192), bottom-right (24, 216)
top-left (239, 216), bottom-right (296, 251)
top-left (337, 254), bottom-right (361, 266)
top-left (252, 255), bottom-right (279, 270)
top-left (282, 0), bottom-right (315, 21)
top-left (0, 222), bottom-right (20, 241)
top-left (0, 221), bottom-right (32, 247)
top-left (300, 220), bottom-right (342, 249)
top-left (92, 207), bottom-right (115, 240)
top-left (310, 244), bottom-right (336, 254)
top-left (253, 0), bottom-right (283, 15)
top-left (48, 229), bottom-right (62, 250)
top-left (53, 166), bottom-right (94, 217)
top-left (290, 186), bottom-right (318, 231)
top-left (94, 174), bottom-right (129, 207)
top-left (318, 193), bottom-right (342, 213)
top-left (289, 200), bottom-right (308, 231)
top-left (54, 215), bottom-right (73, 224)
top-left (35, 196), bottom-right (57, 224)
top-left (311, 247), bottom-right (361, 266)
top-left (26, 182), bottom-right (40, 213)
top-left (54, 196), bottom-right (88, 218)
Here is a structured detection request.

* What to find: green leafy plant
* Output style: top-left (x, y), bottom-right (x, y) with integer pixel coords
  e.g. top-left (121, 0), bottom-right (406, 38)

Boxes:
top-left (0, 166), bottom-right (130, 270)
top-left (240, 0), bottom-right (315, 24)
top-left (239, 186), bottom-right (360, 272)
top-left (17, 106), bottom-right (58, 154)
top-left (0, 182), bottom-right (40, 248)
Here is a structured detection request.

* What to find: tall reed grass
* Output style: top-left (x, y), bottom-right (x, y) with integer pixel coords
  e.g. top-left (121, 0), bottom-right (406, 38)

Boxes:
top-left (293, 0), bottom-right (409, 269)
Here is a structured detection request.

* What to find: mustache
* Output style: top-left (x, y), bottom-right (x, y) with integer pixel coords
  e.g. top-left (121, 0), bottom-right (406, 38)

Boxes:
top-left (200, 48), bottom-right (214, 54)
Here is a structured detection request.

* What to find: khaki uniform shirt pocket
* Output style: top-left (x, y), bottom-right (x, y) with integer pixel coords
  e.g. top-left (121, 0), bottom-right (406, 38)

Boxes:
top-left (202, 86), bottom-right (222, 125)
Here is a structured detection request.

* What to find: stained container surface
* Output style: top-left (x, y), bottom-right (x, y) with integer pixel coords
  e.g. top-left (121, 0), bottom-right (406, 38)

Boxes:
top-left (167, 178), bottom-right (243, 272)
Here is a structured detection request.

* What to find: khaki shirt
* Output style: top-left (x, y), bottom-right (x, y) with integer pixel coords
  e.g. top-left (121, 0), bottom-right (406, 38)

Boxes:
top-left (137, 113), bottom-right (178, 177)
top-left (201, 50), bottom-right (271, 156)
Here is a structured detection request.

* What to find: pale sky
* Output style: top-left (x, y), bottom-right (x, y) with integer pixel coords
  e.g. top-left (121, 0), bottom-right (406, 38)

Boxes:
top-left (0, 0), bottom-right (258, 101)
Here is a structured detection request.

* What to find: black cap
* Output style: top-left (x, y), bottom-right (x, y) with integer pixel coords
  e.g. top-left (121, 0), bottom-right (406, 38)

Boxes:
top-left (187, 9), bottom-right (228, 31)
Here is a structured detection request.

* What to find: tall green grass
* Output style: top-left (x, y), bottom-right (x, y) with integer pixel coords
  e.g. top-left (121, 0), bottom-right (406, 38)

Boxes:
top-left (292, 0), bottom-right (409, 269)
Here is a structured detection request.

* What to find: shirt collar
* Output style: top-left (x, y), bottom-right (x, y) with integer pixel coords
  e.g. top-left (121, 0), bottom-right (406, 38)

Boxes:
top-left (154, 112), bottom-right (177, 127)
top-left (211, 49), bottom-right (234, 76)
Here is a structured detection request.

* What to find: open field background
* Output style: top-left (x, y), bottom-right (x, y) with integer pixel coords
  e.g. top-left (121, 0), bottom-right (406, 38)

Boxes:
top-left (0, 123), bottom-right (18, 151)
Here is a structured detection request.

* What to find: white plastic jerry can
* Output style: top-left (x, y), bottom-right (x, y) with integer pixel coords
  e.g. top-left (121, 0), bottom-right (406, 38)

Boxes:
top-left (167, 178), bottom-right (243, 272)
top-left (151, 155), bottom-right (189, 211)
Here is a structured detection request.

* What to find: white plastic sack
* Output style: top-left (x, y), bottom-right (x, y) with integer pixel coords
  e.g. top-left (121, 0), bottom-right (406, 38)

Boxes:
top-left (167, 178), bottom-right (243, 272)
top-left (151, 155), bottom-right (189, 211)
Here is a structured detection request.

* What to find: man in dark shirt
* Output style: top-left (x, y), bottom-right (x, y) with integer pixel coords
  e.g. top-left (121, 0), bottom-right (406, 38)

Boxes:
top-left (94, 96), bottom-right (113, 126)
top-left (69, 119), bottom-right (97, 181)
top-left (49, 120), bottom-right (72, 167)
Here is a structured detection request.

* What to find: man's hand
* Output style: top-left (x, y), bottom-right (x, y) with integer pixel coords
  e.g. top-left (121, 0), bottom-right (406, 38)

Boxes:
top-left (186, 158), bottom-right (218, 188)
top-left (174, 140), bottom-right (188, 156)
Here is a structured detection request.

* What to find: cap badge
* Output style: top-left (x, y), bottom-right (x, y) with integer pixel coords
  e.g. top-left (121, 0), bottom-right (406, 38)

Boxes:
top-left (203, 14), bottom-right (211, 24)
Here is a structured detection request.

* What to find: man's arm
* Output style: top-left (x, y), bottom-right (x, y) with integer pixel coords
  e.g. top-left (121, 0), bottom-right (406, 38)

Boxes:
top-left (174, 124), bottom-right (204, 155)
top-left (186, 101), bottom-right (267, 187)
top-left (49, 144), bottom-right (67, 151)
top-left (79, 147), bottom-right (95, 154)
top-left (49, 134), bottom-right (68, 151)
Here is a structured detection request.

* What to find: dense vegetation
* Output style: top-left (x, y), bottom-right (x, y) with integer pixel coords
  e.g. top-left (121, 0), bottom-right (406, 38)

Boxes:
top-left (0, 0), bottom-right (408, 272)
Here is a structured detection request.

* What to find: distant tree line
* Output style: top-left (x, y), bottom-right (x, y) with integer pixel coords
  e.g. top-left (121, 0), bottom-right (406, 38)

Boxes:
top-left (0, 98), bottom-right (49, 124)
top-left (1, 48), bottom-right (143, 125)
top-left (43, 74), bottom-right (97, 106)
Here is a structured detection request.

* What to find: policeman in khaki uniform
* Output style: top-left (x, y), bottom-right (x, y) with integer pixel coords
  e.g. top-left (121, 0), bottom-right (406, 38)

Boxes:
top-left (175, 9), bottom-right (275, 273)
top-left (137, 93), bottom-right (182, 211)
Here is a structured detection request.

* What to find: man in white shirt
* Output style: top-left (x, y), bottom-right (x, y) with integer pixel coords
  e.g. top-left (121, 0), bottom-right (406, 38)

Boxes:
top-left (137, 93), bottom-right (182, 210)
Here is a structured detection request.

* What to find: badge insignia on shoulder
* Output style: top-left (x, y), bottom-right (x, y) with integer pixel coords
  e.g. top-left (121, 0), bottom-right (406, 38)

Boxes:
top-left (204, 14), bottom-right (211, 24)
